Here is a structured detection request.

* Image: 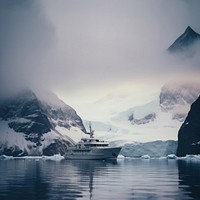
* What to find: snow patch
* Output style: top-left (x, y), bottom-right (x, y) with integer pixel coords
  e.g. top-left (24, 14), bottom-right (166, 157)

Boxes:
top-left (55, 126), bottom-right (88, 143)
top-left (0, 121), bottom-right (34, 152)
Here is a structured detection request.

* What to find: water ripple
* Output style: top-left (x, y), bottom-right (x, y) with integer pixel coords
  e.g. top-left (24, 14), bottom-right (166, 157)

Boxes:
top-left (0, 159), bottom-right (200, 199)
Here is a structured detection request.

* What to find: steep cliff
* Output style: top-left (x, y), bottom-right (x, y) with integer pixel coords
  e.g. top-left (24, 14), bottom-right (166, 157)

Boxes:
top-left (177, 96), bottom-right (200, 157)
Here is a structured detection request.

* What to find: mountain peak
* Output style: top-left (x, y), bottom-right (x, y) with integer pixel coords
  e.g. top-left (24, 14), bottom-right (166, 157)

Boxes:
top-left (184, 26), bottom-right (199, 36)
top-left (186, 25), bottom-right (192, 30)
top-left (168, 26), bottom-right (200, 53)
top-left (185, 26), bottom-right (194, 32)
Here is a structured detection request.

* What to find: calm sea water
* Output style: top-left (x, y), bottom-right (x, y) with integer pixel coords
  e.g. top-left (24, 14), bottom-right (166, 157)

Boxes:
top-left (0, 158), bottom-right (200, 200)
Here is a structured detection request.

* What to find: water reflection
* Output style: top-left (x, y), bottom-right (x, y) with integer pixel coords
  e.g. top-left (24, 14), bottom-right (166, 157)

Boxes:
top-left (0, 158), bottom-right (200, 200)
top-left (0, 159), bottom-right (117, 200)
top-left (70, 160), bottom-right (118, 199)
top-left (178, 160), bottom-right (200, 199)
top-left (0, 160), bottom-right (50, 200)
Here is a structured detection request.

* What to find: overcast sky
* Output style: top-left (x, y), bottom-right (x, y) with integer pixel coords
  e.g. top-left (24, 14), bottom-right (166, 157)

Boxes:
top-left (0, 0), bottom-right (200, 118)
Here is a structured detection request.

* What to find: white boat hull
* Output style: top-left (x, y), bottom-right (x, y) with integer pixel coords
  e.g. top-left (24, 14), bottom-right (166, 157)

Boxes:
top-left (64, 147), bottom-right (121, 160)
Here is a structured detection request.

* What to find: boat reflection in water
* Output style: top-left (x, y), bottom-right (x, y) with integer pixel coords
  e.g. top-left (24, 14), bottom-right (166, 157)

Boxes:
top-left (64, 123), bottom-right (121, 160)
top-left (70, 159), bottom-right (118, 199)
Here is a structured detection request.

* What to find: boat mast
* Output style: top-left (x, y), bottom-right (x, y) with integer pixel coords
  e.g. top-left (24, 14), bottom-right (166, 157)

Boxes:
top-left (89, 122), bottom-right (94, 138)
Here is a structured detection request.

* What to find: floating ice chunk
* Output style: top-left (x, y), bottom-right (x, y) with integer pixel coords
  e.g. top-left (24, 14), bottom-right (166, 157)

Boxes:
top-left (141, 155), bottom-right (150, 159)
top-left (167, 154), bottom-right (177, 159)
top-left (177, 155), bottom-right (200, 163)
top-left (42, 154), bottom-right (64, 161)
top-left (0, 155), bottom-right (65, 161)
top-left (182, 154), bottom-right (200, 161)
top-left (117, 154), bottom-right (125, 159)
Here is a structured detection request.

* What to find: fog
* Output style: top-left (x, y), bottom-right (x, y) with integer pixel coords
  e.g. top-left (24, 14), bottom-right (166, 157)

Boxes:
top-left (0, 0), bottom-right (200, 106)
top-left (0, 0), bottom-right (55, 97)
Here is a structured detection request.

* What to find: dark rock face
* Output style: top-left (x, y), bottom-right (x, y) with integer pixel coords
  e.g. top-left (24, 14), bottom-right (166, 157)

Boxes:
top-left (0, 91), bottom-right (52, 134)
top-left (177, 96), bottom-right (200, 157)
top-left (42, 102), bottom-right (85, 133)
top-left (168, 26), bottom-right (200, 53)
top-left (0, 89), bottom-right (86, 156)
top-left (128, 113), bottom-right (156, 125)
top-left (1, 146), bottom-right (28, 157)
top-left (43, 139), bottom-right (70, 156)
top-left (0, 90), bottom-right (86, 134)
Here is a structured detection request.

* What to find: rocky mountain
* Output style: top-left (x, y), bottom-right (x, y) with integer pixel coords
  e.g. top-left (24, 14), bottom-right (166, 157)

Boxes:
top-left (177, 95), bottom-right (200, 157)
top-left (121, 80), bottom-right (200, 125)
top-left (168, 26), bottom-right (200, 54)
top-left (160, 81), bottom-right (200, 122)
top-left (0, 89), bottom-right (86, 156)
top-left (120, 100), bottom-right (159, 125)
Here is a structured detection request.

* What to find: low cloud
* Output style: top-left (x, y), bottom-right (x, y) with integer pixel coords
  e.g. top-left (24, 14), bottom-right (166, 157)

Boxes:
top-left (0, 0), bottom-right (200, 100)
top-left (43, 0), bottom-right (200, 92)
top-left (0, 0), bottom-right (55, 97)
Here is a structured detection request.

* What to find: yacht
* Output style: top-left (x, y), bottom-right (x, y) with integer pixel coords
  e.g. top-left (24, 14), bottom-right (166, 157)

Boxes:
top-left (64, 124), bottom-right (121, 160)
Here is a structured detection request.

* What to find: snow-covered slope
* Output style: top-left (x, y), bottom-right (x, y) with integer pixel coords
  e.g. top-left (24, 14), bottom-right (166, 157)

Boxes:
top-left (84, 103), bottom-right (180, 143)
top-left (83, 80), bottom-right (200, 144)
top-left (0, 89), bottom-right (87, 156)
top-left (117, 100), bottom-right (159, 124)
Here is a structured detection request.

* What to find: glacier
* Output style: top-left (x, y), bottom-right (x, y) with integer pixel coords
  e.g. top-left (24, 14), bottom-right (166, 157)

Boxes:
top-left (120, 140), bottom-right (178, 158)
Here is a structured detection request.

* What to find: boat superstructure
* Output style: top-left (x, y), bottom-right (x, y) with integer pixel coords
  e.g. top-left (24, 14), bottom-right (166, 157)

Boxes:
top-left (64, 123), bottom-right (121, 160)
